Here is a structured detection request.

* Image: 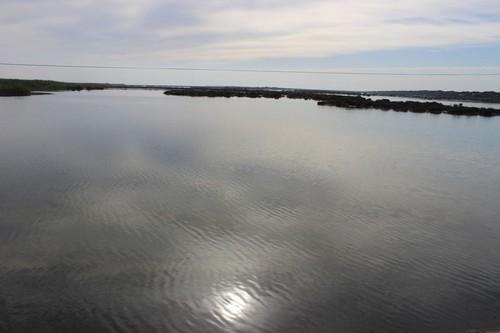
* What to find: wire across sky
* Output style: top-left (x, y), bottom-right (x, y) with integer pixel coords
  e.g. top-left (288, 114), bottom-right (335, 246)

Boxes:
top-left (1, 62), bottom-right (500, 76)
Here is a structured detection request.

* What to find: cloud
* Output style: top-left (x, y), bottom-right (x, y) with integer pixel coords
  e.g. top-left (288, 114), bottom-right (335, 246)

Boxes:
top-left (0, 0), bottom-right (499, 64)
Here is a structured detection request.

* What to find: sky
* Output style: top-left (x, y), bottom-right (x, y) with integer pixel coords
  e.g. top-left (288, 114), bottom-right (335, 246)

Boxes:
top-left (1, 0), bottom-right (500, 90)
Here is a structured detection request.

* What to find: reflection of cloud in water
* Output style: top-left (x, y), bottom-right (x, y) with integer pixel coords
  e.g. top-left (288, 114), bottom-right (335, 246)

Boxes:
top-left (2, 93), bottom-right (500, 332)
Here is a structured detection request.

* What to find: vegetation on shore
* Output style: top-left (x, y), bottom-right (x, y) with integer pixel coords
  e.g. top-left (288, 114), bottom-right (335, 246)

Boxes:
top-left (2, 78), bottom-right (500, 117)
top-left (0, 78), bottom-right (175, 96)
top-left (0, 78), bottom-right (119, 95)
top-left (164, 87), bottom-right (500, 117)
top-left (317, 96), bottom-right (500, 117)
top-left (366, 90), bottom-right (500, 104)
top-left (0, 85), bottom-right (31, 96)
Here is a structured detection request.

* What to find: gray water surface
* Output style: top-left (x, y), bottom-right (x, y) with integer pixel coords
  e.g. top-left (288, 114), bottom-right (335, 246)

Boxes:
top-left (1, 90), bottom-right (500, 333)
top-left (368, 94), bottom-right (500, 109)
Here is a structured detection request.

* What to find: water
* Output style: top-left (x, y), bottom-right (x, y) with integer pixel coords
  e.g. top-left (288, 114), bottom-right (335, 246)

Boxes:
top-left (369, 94), bottom-right (500, 109)
top-left (1, 90), bottom-right (500, 333)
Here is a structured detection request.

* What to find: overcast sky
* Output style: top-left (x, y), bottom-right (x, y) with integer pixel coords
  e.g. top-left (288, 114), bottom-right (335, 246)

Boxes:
top-left (1, 0), bottom-right (500, 90)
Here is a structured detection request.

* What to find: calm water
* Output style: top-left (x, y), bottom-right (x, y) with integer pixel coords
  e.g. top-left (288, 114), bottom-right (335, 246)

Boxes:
top-left (369, 95), bottom-right (500, 109)
top-left (1, 90), bottom-right (500, 333)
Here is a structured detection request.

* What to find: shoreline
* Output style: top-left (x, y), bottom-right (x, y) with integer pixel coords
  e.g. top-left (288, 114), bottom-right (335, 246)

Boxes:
top-left (163, 87), bottom-right (500, 117)
top-left (2, 77), bottom-right (500, 117)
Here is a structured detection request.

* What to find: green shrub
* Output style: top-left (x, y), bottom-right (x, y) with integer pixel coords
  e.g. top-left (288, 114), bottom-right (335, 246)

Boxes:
top-left (0, 86), bottom-right (31, 96)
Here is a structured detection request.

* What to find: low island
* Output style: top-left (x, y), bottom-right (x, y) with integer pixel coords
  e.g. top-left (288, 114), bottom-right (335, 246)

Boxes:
top-left (164, 87), bottom-right (500, 117)
top-left (366, 90), bottom-right (500, 104)
top-left (2, 78), bottom-right (500, 117)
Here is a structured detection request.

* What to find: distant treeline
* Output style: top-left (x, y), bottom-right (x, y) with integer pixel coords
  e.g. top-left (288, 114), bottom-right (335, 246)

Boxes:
top-left (0, 86), bottom-right (31, 96)
top-left (164, 87), bottom-right (500, 117)
top-left (0, 78), bottom-right (127, 96)
top-left (368, 90), bottom-right (500, 104)
top-left (2, 77), bottom-right (500, 107)
top-left (0, 78), bottom-right (180, 97)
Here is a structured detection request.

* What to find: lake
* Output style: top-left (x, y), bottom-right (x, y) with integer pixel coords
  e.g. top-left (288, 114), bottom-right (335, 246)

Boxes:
top-left (1, 90), bottom-right (500, 333)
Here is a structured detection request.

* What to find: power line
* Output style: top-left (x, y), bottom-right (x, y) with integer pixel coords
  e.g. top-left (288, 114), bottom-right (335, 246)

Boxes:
top-left (1, 62), bottom-right (500, 76)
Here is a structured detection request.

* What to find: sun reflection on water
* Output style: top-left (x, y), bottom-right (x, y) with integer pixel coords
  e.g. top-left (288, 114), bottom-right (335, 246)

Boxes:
top-left (213, 286), bottom-right (254, 322)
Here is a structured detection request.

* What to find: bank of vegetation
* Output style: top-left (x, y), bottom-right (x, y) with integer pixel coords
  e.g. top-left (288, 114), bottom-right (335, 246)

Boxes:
top-left (0, 78), bottom-right (119, 95)
top-left (2, 78), bottom-right (500, 117)
top-left (0, 85), bottom-right (31, 96)
top-left (164, 87), bottom-right (500, 117)
top-left (367, 90), bottom-right (500, 104)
